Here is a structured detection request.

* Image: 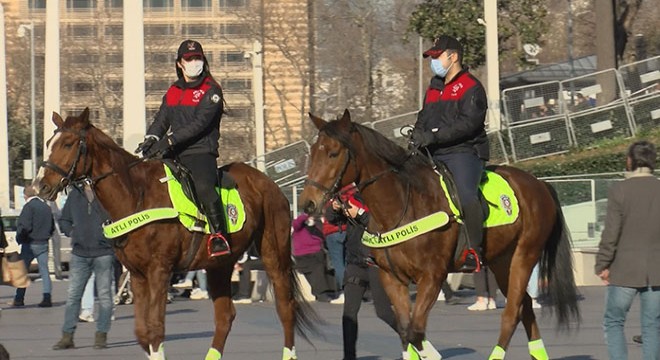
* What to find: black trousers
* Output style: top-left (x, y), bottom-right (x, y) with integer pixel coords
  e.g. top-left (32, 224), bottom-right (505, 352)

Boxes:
top-left (342, 263), bottom-right (398, 360)
top-left (178, 153), bottom-right (220, 214)
top-left (237, 259), bottom-right (265, 299)
top-left (294, 251), bottom-right (335, 298)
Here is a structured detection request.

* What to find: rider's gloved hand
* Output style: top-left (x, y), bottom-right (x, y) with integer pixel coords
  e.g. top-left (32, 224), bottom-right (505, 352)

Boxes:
top-left (410, 128), bottom-right (435, 148)
top-left (135, 135), bottom-right (158, 156)
top-left (144, 136), bottom-right (173, 158)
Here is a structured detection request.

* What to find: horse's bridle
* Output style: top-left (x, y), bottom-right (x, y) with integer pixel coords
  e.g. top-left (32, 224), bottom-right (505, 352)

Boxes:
top-left (42, 127), bottom-right (92, 189)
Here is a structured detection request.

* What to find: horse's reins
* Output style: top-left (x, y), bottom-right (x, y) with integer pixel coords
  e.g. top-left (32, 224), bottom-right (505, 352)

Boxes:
top-left (305, 130), bottom-right (415, 285)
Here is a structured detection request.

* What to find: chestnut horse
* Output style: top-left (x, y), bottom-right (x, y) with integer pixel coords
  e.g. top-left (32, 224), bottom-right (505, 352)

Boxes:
top-left (300, 110), bottom-right (580, 360)
top-left (36, 109), bottom-right (318, 360)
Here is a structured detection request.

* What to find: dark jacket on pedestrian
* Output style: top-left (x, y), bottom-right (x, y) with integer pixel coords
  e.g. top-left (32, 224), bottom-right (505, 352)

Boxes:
top-left (326, 194), bottom-right (370, 268)
top-left (59, 186), bottom-right (114, 258)
top-left (16, 197), bottom-right (54, 245)
top-left (595, 169), bottom-right (660, 287)
top-left (414, 69), bottom-right (489, 160)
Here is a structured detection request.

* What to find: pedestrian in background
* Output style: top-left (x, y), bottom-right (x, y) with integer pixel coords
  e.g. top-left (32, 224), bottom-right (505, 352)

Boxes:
top-left (328, 192), bottom-right (403, 360)
top-left (596, 140), bottom-right (660, 360)
top-left (292, 213), bottom-right (336, 302)
top-left (12, 186), bottom-right (54, 308)
top-left (173, 269), bottom-right (209, 300)
top-left (467, 268), bottom-right (498, 311)
top-left (323, 183), bottom-right (356, 304)
top-left (232, 243), bottom-right (265, 304)
top-left (53, 183), bottom-right (115, 350)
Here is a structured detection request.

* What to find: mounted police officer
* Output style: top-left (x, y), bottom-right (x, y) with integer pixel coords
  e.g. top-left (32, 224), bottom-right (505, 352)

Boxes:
top-left (136, 39), bottom-right (230, 258)
top-left (410, 35), bottom-right (489, 272)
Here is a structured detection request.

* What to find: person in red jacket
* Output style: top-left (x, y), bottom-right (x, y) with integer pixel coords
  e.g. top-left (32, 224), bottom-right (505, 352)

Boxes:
top-left (322, 183), bottom-right (356, 294)
top-left (136, 39), bottom-right (230, 258)
top-left (411, 35), bottom-right (489, 272)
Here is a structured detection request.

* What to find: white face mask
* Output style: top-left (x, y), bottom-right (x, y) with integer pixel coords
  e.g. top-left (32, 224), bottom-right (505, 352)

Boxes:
top-left (182, 59), bottom-right (204, 78)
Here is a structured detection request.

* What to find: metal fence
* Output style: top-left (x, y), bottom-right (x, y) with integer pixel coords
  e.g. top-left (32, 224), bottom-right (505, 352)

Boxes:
top-left (503, 56), bottom-right (660, 162)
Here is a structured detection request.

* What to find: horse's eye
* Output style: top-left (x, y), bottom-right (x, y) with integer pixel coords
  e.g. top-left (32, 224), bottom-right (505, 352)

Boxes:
top-left (63, 142), bottom-right (74, 149)
top-left (328, 151), bottom-right (339, 158)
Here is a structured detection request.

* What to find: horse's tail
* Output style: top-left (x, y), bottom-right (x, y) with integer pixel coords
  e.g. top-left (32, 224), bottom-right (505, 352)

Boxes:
top-left (539, 181), bottom-right (581, 330)
top-left (288, 265), bottom-right (325, 345)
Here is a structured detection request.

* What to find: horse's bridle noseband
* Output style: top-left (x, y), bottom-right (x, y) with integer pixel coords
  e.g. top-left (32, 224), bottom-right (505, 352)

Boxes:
top-left (42, 127), bottom-right (91, 189)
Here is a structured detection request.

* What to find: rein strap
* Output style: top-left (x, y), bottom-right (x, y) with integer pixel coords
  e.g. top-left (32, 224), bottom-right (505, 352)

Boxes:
top-left (362, 211), bottom-right (450, 248)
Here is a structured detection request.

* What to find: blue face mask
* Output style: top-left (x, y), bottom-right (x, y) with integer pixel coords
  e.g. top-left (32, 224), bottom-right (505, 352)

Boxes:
top-left (430, 58), bottom-right (453, 77)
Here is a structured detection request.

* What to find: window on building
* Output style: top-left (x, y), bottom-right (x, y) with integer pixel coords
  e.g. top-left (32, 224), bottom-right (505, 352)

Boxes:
top-left (183, 0), bottom-right (211, 9)
top-left (146, 79), bottom-right (171, 92)
top-left (71, 82), bottom-right (94, 92)
top-left (227, 107), bottom-right (251, 118)
top-left (107, 80), bottom-right (123, 92)
top-left (105, 0), bottom-right (122, 7)
top-left (144, 0), bottom-right (173, 9)
top-left (70, 54), bottom-right (100, 64)
top-left (68, 25), bottom-right (98, 38)
top-left (104, 25), bottom-right (123, 37)
top-left (105, 53), bottom-right (123, 64)
top-left (67, 0), bottom-right (98, 9)
top-left (223, 79), bottom-right (251, 92)
top-left (148, 53), bottom-right (172, 64)
top-left (29, 0), bottom-right (47, 9)
top-left (182, 24), bottom-right (210, 37)
top-left (219, 0), bottom-right (247, 8)
top-left (221, 51), bottom-right (246, 66)
top-left (145, 25), bottom-right (175, 36)
top-left (221, 24), bottom-right (248, 38)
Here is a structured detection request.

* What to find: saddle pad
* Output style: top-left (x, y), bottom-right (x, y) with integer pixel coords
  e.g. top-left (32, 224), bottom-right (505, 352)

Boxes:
top-left (164, 166), bottom-right (246, 234)
top-left (440, 170), bottom-right (520, 228)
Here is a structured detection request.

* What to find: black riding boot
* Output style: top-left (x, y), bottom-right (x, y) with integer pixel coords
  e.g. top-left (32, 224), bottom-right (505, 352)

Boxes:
top-left (205, 200), bottom-right (231, 258)
top-left (458, 201), bottom-right (484, 273)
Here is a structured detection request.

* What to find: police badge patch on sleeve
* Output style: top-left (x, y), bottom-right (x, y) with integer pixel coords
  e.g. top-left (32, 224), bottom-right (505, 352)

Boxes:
top-left (211, 94), bottom-right (220, 103)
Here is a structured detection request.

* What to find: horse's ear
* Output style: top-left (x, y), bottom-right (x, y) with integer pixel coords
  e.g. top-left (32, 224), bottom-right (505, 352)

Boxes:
top-left (79, 107), bottom-right (90, 126)
top-left (337, 109), bottom-right (352, 130)
top-left (52, 112), bottom-right (64, 128)
top-left (308, 112), bottom-right (327, 130)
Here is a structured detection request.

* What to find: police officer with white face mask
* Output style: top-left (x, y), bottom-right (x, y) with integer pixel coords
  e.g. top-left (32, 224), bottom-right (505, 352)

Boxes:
top-left (136, 39), bottom-right (231, 258)
top-left (410, 35), bottom-right (489, 273)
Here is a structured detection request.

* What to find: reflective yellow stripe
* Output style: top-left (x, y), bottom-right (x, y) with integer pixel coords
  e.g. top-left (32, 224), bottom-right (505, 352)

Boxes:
top-left (102, 208), bottom-right (179, 238)
top-left (361, 211), bottom-right (449, 248)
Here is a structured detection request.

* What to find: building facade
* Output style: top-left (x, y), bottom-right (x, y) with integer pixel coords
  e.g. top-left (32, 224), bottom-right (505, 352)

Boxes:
top-left (3, 0), bottom-right (311, 166)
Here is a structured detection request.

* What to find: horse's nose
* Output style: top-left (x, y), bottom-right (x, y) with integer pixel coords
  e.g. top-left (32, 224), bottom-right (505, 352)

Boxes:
top-left (303, 200), bottom-right (316, 214)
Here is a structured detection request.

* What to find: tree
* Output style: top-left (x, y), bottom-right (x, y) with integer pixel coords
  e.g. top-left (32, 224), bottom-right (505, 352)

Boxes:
top-left (408, 0), bottom-right (549, 69)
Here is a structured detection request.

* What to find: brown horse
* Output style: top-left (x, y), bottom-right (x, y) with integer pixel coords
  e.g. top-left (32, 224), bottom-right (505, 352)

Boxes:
top-left (300, 110), bottom-right (580, 360)
top-left (36, 108), bottom-right (318, 360)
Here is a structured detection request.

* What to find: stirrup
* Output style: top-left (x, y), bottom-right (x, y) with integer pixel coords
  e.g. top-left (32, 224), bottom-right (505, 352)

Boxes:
top-left (458, 248), bottom-right (481, 273)
top-left (208, 233), bottom-right (231, 258)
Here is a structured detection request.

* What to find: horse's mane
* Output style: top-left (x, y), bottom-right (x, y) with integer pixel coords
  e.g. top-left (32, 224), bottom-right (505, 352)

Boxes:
top-left (321, 120), bottom-right (431, 191)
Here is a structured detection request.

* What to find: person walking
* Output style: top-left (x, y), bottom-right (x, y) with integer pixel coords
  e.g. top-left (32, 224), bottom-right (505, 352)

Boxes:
top-left (232, 244), bottom-right (265, 304)
top-left (52, 183), bottom-right (115, 350)
top-left (173, 269), bottom-right (209, 300)
top-left (467, 268), bottom-right (498, 311)
top-left (327, 192), bottom-right (404, 360)
top-left (292, 213), bottom-right (336, 302)
top-left (410, 35), bottom-right (489, 272)
top-left (135, 39), bottom-right (230, 258)
top-left (12, 186), bottom-right (54, 308)
top-left (596, 140), bottom-right (660, 360)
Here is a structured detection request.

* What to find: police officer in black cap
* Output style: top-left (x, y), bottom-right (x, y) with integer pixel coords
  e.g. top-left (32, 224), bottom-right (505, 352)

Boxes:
top-left (136, 39), bottom-right (230, 258)
top-left (410, 35), bottom-right (489, 272)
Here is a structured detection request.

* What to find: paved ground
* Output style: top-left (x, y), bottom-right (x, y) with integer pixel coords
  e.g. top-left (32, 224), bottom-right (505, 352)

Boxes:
top-left (0, 280), bottom-right (646, 359)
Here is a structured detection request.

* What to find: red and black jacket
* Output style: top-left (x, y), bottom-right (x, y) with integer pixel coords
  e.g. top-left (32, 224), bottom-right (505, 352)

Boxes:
top-left (414, 68), bottom-right (489, 160)
top-left (147, 72), bottom-right (224, 157)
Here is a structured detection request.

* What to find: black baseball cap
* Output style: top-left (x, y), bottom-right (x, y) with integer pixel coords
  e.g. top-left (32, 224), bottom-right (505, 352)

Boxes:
top-left (423, 35), bottom-right (463, 58)
top-left (177, 40), bottom-right (204, 60)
